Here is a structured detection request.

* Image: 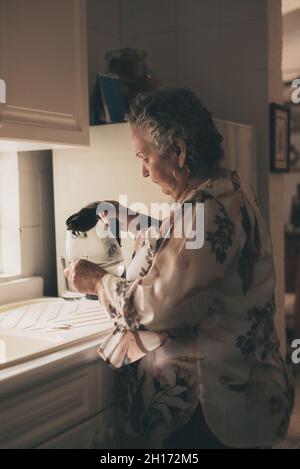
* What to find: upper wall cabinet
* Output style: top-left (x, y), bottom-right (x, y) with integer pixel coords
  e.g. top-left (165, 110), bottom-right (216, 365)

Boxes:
top-left (0, 0), bottom-right (89, 147)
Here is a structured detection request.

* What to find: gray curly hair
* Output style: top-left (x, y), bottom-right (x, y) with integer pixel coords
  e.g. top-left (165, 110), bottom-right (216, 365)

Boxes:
top-left (127, 88), bottom-right (224, 176)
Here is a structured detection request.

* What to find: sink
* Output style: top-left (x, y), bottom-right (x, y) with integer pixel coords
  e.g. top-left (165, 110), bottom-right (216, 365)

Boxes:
top-left (0, 330), bottom-right (62, 364)
top-left (0, 297), bottom-right (114, 368)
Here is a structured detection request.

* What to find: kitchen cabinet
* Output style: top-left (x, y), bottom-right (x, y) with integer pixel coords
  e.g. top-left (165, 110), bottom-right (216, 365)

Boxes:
top-left (36, 407), bottom-right (116, 449)
top-left (0, 360), bottom-right (116, 449)
top-left (0, 0), bottom-right (89, 147)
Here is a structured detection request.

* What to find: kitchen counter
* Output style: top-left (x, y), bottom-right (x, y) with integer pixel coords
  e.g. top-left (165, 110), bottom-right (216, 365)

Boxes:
top-left (0, 297), bottom-right (114, 341)
top-left (0, 297), bottom-right (118, 448)
top-left (0, 297), bottom-right (115, 391)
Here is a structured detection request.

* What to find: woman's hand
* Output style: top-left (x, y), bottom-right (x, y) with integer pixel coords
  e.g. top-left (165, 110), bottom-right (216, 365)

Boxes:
top-left (64, 259), bottom-right (107, 295)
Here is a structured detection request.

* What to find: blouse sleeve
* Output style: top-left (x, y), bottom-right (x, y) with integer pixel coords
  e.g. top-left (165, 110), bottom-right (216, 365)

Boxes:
top-left (97, 194), bottom-right (239, 368)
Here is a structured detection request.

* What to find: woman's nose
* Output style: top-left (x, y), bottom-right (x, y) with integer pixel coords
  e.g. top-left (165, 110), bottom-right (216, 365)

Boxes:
top-left (142, 164), bottom-right (149, 178)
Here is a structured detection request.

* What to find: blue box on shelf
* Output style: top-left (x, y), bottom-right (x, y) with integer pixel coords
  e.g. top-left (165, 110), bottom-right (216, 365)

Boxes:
top-left (92, 73), bottom-right (127, 125)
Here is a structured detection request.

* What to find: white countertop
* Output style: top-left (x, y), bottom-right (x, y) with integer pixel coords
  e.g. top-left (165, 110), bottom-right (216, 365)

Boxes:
top-left (0, 297), bottom-right (115, 394)
top-left (0, 297), bottom-right (113, 340)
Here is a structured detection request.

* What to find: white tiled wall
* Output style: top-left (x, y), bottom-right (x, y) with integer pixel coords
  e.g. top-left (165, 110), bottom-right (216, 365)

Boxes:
top-left (87, 0), bottom-right (120, 36)
top-left (124, 32), bottom-right (178, 85)
top-left (87, 0), bottom-right (270, 146)
top-left (219, 0), bottom-right (267, 23)
top-left (0, 152), bottom-right (21, 275)
top-left (86, 1), bottom-right (274, 115)
top-left (116, 0), bottom-right (276, 218)
top-left (18, 151), bottom-right (57, 296)
top-left (87, 0), bottom-right (121, 105)
top-left (121, 0), bottom-right (177, 36)
top-left (177, 0), bottom-right (220, 29)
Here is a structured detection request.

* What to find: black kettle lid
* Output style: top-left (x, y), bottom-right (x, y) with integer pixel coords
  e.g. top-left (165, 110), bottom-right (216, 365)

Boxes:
top-left (66, 206), bottom-right (99, 233)
top-left (66, 203), bottom-right (121, 246)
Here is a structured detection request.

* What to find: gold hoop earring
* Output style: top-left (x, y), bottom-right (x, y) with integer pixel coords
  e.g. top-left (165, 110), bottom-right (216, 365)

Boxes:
top-left (173, 165), bottom-right (190, 181)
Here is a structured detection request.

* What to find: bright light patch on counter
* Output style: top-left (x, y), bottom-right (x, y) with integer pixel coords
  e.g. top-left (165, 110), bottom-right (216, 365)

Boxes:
top-left (0, 339), bottom-right (6, 364)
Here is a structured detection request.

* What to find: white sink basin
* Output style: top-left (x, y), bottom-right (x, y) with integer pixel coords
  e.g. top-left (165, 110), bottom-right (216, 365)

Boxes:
top-left (0, 297), bottom-right (113, 368)
top-left (0, 330), bottom-right (62, 364)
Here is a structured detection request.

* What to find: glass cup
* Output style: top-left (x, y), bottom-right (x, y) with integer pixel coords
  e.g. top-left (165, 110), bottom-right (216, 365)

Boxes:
top-left (58, 256), bottom-right (87, 300)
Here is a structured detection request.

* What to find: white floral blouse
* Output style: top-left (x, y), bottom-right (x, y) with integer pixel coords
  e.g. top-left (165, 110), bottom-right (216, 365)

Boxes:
top-left (97, 170), bottom-right (293, 448)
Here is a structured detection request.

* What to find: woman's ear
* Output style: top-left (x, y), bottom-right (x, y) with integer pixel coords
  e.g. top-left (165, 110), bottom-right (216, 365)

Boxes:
top-left (175, 140), bottom-right (187, 168)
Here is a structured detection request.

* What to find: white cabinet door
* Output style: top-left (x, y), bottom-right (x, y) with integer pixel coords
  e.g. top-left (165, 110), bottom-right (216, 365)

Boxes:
top-left (0, 361), bottom-right (116, 448)
top-left (0, 0), bottom-right (89, 146)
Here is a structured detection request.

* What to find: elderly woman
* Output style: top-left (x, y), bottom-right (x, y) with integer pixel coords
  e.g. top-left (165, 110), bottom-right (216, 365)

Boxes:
top-left (65, 88), bottom-right (293, 449)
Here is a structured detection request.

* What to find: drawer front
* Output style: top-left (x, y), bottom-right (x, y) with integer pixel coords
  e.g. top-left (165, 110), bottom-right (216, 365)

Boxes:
top-left (0, 362), bottom-right (116, 448)
top-left (36, 407), bottom-right (116, 449)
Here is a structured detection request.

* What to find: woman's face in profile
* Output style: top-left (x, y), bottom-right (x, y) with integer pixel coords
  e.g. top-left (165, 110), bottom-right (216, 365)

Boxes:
top-left (130, 124), bottom-right (178, 198)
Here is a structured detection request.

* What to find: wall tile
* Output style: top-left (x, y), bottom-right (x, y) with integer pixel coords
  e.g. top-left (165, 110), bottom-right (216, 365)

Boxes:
top-left (18, 151), bottom-right (37, 171)
top-left (20, 226), bottom-right (43, 277)
top-left (34, 150), bottom-right (52, 172)
top-left (0, 227), bottom-right (21, 275)
top-left (220, 0), bottom-right (267, 24)
top-left (219, 21), bottom-right (267, 73)
top-left (217, 69), bottom-right (268, 123)
top-left (0, 277), bottom-right (44, 306)
top-left (17, 150), bottom-right (52, 172)
top-left (19, 170), bottom-right (41, 227)
top-left (178, 27), bottom-right (220, 75)
top-left (152, 0), bottom-right (178, 34)
top-left (39, 171), bottom-right (55, 226)
top-left (121, 0), bottom-right (145, 37)
top-left (40, 225), bottom-right (57, 296)
top-left (177, 73), bottom-right (222, 114)
top-left (120, 0), bottom-right (177, 38)
top-left (177, 0), bottom-right (220, 29)
top-left (0, 152), bottom-right (18, 172)
top-left (0, 171), bottom-right (20, 229)
top-left (87, 0), bottom-right (120, 36)
top-left (122, 32), bottom-right (178, 80)
top-left (87, 28), bottom-right (121, 95)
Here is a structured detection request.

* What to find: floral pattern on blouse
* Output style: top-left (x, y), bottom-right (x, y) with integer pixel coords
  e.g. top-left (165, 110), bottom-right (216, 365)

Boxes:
top-left (205, 194), bottom-right (235, 264)
top-left (96, 170), bottom-right (293, 448)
